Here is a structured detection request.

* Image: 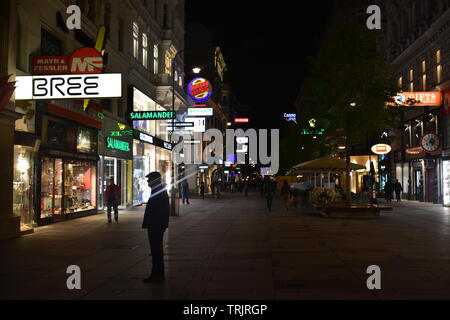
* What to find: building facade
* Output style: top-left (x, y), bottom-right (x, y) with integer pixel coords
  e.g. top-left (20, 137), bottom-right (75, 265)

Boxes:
top-left (382, 1), bottom-right (450, 204)
top-left (1, 0), bottom-right (187, 239)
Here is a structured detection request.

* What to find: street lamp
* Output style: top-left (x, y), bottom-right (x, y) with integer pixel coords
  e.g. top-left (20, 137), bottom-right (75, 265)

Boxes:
top-left (192, 67), bottom-right (201, 74)
top-left (171, 49), bottom-right (184, 216)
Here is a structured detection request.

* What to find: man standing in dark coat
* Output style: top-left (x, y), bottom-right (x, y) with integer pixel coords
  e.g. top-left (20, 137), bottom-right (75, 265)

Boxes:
top-left (142, 172), bottom-right (169, 283)
top-left (394, 179), bottom-right (403, 202)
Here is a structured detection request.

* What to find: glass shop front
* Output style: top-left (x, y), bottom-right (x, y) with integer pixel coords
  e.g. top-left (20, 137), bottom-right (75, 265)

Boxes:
top-left (38, 114), bottom-right (99, 224)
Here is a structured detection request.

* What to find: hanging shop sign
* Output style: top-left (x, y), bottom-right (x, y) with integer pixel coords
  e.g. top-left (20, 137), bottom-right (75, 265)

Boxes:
top-left (128, 111), bottom-right (176, 120)
top-left (15, 73), bottom-right (122, 100)
top-left (300, 128), bottom-right (325, 135)
top-left (137, 131), bottom-right (154, 144)
top-left (161, 121), bottom-right (194, 128)
top-left (389, 91), bottom-right (442, 106)
top-left (420, 132), bottom-right (440, 152)
top-left (284, 113), bottom-right (297, 124)
top-left (234, 118), bottom-right (249, 123)
top-left (187, 107), bottom-right (213, 116)
top-left (106, 137), bottom-right (130, 152)
top-left (371, 144), bottom-right (392, 155)
top-left (187, 77), bottom-right (212, 102)
top-left (406, 146), bottom-right (424, 155)
top-left (184, 117), bottom-right (205, 132)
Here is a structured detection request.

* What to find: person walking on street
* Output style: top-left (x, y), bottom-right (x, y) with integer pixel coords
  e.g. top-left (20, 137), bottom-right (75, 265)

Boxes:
top-left (200, 181), bottom-right (205, 199)
top-left (264, 177), bottom-right (276, 211)
top-left (384, 180), bottom-right (394, 203)
top-left (244, 180), bottom-right (249, 197)
top-left (394, 179), bottom-right (402, 202)
top-left (142, 172), bottom-right (169, 283)
top-left (281, 180), bottom-right (291, 211)
top-left (216, 180), bottom-right (221, 199)
top-left (105, 177), bottom-right (121, 223)
top-left (181, 180), bottom-right (190, 204)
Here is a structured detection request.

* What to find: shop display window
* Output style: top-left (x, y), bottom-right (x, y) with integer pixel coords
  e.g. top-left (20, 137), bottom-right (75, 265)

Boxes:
top-left (40, 157), bottom-right (63, 217)
top-left (13, 146), bottom-right (35, 230)
top-left (133, 156), bottom-right (151, 204)
top-left (40, 158), bottom-right (96, 218)
top-left (64, 160), bottom-right (97, 214)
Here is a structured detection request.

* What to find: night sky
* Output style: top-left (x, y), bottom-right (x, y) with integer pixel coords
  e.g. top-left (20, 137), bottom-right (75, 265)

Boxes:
top-left (185, 1), bottom-right (334, 130)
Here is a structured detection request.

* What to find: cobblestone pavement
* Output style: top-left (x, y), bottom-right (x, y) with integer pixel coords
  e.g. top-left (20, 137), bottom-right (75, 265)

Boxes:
top-left (2, 192), bottom-right (450, 300)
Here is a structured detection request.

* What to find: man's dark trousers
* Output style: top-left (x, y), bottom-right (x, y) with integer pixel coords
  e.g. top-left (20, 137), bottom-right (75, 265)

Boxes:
top-left (107, 203), bottom-right (118, 221)
top-left (148, 229), bottom-right (165, 277)
top-left (267, 196), bottom-right (273, 210)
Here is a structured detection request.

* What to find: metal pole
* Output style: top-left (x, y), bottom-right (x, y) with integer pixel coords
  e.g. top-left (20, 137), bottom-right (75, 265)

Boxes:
top-left (171, 50), bottom-right (183, 216)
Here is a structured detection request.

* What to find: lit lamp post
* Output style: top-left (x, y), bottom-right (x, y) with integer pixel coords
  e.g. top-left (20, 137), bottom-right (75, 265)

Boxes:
top-left (170, 49), bottom-right (184, 216)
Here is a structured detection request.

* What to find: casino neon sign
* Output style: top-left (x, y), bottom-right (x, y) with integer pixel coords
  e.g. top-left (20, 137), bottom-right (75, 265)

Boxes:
top-left (187, 77), bottom-right (212, 103)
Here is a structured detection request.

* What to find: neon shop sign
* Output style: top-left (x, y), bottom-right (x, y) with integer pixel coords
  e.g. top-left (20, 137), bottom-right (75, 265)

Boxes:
top-left (106, 137), bottom-right (130, 152)
top-left (187, 78), bottom-right (212, 103)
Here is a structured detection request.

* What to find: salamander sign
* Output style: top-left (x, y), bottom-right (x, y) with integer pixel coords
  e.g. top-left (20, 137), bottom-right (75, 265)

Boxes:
top-left (15, 73), bottom-right (122, 100)
top-left (128, 111), bottom-right (176, 120)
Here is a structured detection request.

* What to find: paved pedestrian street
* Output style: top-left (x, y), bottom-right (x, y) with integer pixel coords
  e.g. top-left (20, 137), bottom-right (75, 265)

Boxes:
top-left (2, 193), bottom-right (450, 300)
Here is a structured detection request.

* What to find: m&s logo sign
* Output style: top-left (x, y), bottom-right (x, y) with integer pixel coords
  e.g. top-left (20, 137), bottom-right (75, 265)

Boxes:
top-left (69, 47), bottom-right (103, 74)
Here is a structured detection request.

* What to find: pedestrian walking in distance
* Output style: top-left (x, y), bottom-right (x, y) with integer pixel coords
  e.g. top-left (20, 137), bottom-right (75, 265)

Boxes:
top-left (264, 177), bottom-right (276, 211)
top-left (394, 179), bottom-right (402, 202)
top-left (281, 180), bottom-right (291, 211)
top-left (181, 180), bottom-right (190, 204)
top-left (142, 172), bottom-right (169, 283)
top-left (200, 181), bottom-right (205, 200)
top-left (384, 180), bottom-right (394, 203)
top-left (105, 177), bottom-right (121, 223)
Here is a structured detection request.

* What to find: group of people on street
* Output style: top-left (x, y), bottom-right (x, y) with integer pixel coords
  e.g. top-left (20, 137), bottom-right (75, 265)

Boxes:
top-left (384, 179), bottom-right (403, 203)
top-left (263, 177), bottom-right (293, 212)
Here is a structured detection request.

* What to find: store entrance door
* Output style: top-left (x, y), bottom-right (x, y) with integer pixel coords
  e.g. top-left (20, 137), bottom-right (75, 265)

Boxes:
top-left (414, 169), bottom-right (423, 201)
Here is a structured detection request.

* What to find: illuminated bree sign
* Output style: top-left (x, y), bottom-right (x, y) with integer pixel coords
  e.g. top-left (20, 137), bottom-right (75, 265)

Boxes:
top-left (300, 128), bottom-right (325, 135)
top-left (15, 74), bottom-right (122, 100)
top-left (187, 78), bottom-right (212, 102)
top-left (129, 111), bottom-right (176, 120)
top-left (106, 137), bottom-right (130, 152)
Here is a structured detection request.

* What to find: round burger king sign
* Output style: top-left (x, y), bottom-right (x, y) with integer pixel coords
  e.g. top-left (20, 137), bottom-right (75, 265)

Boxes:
top-left (371, 144), bottom-right (392, 155)
top-left (187, 77), bottom-right (212, 103)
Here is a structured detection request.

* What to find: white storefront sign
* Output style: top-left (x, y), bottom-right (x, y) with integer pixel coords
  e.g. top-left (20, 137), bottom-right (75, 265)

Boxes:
top-left (15, 73), bottom-right (122, 100)
top-left (139, 132), bottom-right (154, 144)
top-left (187, 107), bottom-right (213, 116)
top-left (184, 117), bottom-right (206, 132)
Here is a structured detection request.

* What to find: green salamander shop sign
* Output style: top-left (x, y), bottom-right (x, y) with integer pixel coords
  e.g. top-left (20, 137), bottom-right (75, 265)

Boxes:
top-left (128, 111), bottom-right (176, 120)
top-left (106, 137), bottom-right (130, 152)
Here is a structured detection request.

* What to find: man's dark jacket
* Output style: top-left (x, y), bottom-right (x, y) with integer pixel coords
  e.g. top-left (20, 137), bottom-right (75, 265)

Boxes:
top-left (142, 185), bottom-right (169, 230)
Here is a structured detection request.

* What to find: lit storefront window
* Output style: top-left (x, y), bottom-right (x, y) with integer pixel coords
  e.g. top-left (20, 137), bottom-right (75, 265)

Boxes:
top-left (40, 158), bottom-right (96, 217)
top-left (13, 146), bottom-right (35, 231)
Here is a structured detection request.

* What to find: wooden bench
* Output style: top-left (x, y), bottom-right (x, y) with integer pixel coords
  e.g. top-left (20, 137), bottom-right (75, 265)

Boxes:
top-left (313, 204), bottom-right (392, 218)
